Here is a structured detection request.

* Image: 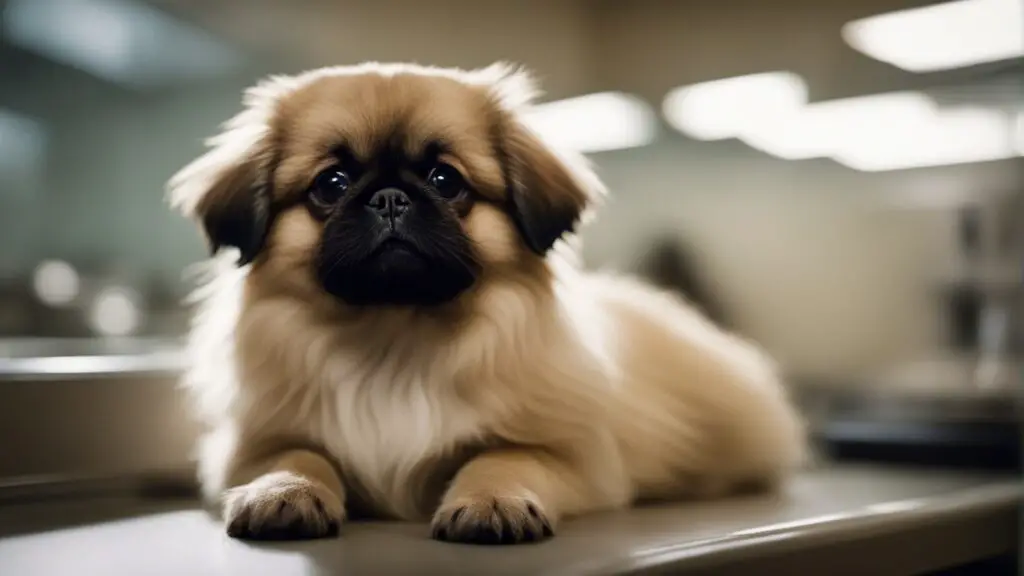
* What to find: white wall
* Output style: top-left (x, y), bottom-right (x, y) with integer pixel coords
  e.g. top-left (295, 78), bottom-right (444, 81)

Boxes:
top-left (581, 141), bottom-right (1020, 380)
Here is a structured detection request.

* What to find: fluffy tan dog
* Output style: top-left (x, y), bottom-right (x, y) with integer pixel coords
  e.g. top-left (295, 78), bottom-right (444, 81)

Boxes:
top-left (168, 62), bottom-right (805, 545)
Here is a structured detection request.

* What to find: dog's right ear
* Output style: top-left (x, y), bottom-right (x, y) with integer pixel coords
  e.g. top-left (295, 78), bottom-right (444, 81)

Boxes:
top-left (167, 76), bottom-right (295, 266)
top-left (475, 63), bottom-right (606, 256)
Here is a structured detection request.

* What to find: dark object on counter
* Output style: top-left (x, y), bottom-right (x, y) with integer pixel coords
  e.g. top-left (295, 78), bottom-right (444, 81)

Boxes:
top-left (818, 387), bottom-right (1022, 472)
top-left (822, 419), bottom-right (1021, 471)
top-left (636, 235), bottom-right (729, 328)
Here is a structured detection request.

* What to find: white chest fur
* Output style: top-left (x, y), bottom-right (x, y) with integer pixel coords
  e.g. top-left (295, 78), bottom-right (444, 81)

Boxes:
top-left (315, 352), bottom-right (485, 518)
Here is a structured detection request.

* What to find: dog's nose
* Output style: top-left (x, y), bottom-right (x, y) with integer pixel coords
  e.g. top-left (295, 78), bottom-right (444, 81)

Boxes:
top-left (366, 188), bottom-right (411, 222)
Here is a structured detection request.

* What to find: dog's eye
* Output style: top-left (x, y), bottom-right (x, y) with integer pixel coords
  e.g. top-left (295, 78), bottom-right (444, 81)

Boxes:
top-left (427, 163), bottom-right (466, 200)
top-left (310, 166), bottom-right (351, 205)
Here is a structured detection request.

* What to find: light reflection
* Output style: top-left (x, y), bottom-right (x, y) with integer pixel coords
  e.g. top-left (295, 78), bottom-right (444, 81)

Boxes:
top-left (32, 260), bottom-right (81, 307)
top-left (728, 512), bottom-right (854, 537)
top-left (88, 286), bottom-right (143, 337)
top-left (864, 500), bottom-right (926, 515)
top-left (0, 352), bottom-right (185, 379)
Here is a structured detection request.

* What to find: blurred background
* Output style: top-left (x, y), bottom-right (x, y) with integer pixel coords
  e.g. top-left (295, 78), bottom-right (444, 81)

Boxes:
top-left (0, 0), bottom-right (1021, 489)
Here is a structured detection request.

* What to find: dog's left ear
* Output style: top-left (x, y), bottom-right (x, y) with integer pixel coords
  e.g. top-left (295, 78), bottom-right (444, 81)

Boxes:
top-left (480, 64), bottom-right (606, 255)
top-left (167, 76), bottom-right (294, 265)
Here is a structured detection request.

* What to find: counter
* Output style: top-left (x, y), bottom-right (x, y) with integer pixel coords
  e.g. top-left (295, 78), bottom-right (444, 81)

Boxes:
top-left (0, 465), bottom-right (1018, 575)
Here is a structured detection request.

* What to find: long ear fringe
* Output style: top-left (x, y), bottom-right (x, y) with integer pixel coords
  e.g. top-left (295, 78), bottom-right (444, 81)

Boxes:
top-left (473, 61), bottom-right (543, 110)
top-left (165, 75), bottom-right (299, 264)
top-left (480, 64), bottom-right (607, 255)
top-left (166, 75), bottom-right (299, 218)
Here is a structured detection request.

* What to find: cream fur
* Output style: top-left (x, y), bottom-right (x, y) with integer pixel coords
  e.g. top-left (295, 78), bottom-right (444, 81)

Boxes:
top-left (184, 250), bottom-right (805, 520)
top-left (172, 62), bottom-right (807, 543)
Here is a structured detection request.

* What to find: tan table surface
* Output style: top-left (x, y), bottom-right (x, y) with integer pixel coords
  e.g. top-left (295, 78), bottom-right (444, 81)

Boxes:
top-left (0, 464), bottom-right (1019, 576)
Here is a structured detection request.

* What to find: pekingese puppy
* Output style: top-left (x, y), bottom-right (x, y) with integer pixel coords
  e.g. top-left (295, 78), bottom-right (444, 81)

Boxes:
top-left (168, 62), bottom-right (806, 545)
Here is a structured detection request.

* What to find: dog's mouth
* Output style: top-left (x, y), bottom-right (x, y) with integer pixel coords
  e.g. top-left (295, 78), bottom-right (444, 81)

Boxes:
top-left (367, 237), bottom-right (430, 277)
top-left (318, 230), bottom-right (479, 308)
top-left (373, 237), bottom-right (418, 255)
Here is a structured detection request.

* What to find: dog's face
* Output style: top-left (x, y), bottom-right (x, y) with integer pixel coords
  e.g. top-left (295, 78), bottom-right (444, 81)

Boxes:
top-left (169, 63), bottom-right (604, 307)
top-left (304, 139), bottom-right (478, 306)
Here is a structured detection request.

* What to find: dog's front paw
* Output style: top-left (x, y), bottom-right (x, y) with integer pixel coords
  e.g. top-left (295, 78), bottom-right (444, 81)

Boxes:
top-left (431, 494), bottom-right (554, 545)
top-left (223, 471), bottom-right (343, 540)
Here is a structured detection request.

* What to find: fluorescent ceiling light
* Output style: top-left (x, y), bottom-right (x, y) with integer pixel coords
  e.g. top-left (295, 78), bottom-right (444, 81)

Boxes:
top-left (3, 0), bottom-right (243, 88)
top-left (521, 92), bottom-right (657, 154)
top-left (842, 0), bottom-right (1024, 72)
top-left (833, 106), bottom-right (1017, 171)
top-left (661, 72), bottom-right (807, 141)
top-left (740, 91), bottom-right (937, 160)
top-left (748, 91), bottom-right (1018, 171)
top-left (662, 71), bottom-right (1020, 171)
